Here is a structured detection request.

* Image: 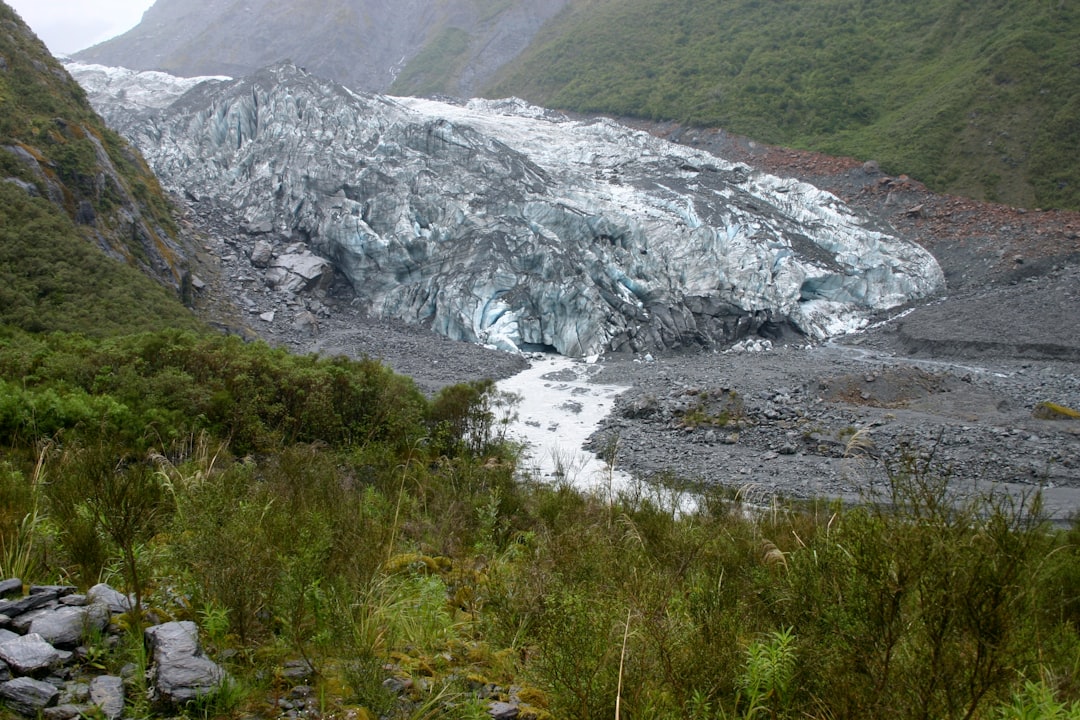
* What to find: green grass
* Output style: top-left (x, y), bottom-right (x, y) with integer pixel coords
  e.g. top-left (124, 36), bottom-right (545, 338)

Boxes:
top-left (478, 0), bottom-right (1080, 210)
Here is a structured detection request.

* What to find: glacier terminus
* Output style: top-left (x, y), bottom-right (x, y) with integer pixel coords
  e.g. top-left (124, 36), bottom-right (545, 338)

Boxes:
top-left (71, 62), bottom-right (944, 357)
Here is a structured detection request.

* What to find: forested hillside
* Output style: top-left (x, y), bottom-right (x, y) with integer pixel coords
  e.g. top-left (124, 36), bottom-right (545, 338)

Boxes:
top-left (481, 0), bottom-right (1080, 210)
top-left (0, 4), bottom-right (200, 335)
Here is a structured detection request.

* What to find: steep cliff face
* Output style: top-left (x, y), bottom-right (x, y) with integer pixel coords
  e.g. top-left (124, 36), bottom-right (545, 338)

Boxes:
top-left (72, 62), bottom-right (943, 356)
top-left (74, 0), bottom-right (568, 97)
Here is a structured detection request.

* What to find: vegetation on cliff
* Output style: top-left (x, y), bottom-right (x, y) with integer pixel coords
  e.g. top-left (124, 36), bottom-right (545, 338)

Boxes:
top-left (0, 3), bottom-right (196, 317)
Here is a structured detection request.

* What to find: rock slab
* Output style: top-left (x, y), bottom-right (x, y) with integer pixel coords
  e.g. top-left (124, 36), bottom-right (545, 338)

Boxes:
top-left (29, 604), bottom-right (109, 648)
top-left (0, 677), bottom-right (59, 715)
top-left (89, 675), bottom-right (125, 720)
top-left (144, 621), bottom-right (224, 703)
top-left (0, 633), bottom-right (62, 675)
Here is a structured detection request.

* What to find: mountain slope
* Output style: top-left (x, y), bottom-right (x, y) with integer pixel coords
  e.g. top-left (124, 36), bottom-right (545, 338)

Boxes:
top-left (75, 0), bottom-right (568, 98)
top-left (0, 4), bottom-right (201, 335)
top-left (78, 0), bottom-right (1079, 212)
top-left (487, 0), bottom-right (1080, 212)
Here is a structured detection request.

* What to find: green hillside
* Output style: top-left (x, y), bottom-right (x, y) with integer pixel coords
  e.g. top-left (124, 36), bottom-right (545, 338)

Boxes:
top-left (0, 4), bottom-right (200, 335)
top-left (481, 0), bottom-right (1080, 210)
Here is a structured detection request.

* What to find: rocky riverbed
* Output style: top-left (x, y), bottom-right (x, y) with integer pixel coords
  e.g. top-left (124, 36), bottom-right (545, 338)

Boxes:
top-left (584, 330), bottom-right (1080, 521)
top-left (173, 116), bottom-right (1080, 520)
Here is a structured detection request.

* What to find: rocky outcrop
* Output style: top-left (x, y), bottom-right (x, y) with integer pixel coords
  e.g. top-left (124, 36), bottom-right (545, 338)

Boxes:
top-left (70, 62), bottom-right (943, 357)
top-left (0, 581), bottom-right (225, 717)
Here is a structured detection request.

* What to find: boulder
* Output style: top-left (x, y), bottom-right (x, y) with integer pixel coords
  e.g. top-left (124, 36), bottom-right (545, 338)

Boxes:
top-left (0, 590), bottom-right (58, 619)
top-left (240, 220), bottom-right (273, 235)
top-left (268, 253), bottom-right (332, 293)
top-left (488, 701), bottom-right (520, 719)
top-left (29, 604), bottom-right (110, 648)
top-left (28, 586), bottom-right (75, 598)
top-left (0, 634), bottom-right (63, 675)
top-left (0, 677), bottom-right (59, 716)
top-left (10, 607), bottom-right (55, 634)
top-left (89, 676), bottom-right (125, 720)
top-left (86, 584), bottom-right (133, 614)
top-left (42, 704), bottom-right (85, 720)
top-left (250, 240), bottom-right (274, 268)
top-left (144, 621), bottom-right (224, 704)
top-left (0, 580), bottom-right (21, 599)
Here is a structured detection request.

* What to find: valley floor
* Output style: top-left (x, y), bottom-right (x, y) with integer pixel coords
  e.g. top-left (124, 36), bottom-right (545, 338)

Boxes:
top-left (186, 116), bottom-right (1080, 519)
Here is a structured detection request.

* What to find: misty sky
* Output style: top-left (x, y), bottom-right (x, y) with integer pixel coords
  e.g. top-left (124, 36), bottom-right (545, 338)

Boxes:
top-left (7, 0), bottom-right (155, 55)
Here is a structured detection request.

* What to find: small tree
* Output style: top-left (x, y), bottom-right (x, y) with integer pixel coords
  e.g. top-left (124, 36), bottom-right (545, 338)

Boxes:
top-left (47, 443), bottom-right (170, 622)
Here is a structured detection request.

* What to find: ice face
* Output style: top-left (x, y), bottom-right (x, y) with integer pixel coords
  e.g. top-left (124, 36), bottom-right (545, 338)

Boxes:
top-left (70, 61), bottom-right (944, 356)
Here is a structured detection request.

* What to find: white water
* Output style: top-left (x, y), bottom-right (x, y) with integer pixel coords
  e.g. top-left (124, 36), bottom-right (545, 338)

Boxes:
top-left (497, 354), bottom-right (633, 498)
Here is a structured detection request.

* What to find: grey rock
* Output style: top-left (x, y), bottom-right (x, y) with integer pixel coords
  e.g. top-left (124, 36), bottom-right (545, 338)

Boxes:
top-left (29, 604), bottom-right (110, 648)
top-left (279, 660), bottom-right (313, 682)
top-left (144, 621), bottom-right (224, 704)
top-left (0, 630), bottom-right (18, 644)
top-left (241, 220), bottom-right (273, 235)
top-left (72, 62), bottom-right (942, 357)
top-left (10, 607), bottom-right (55, 634)
top-left (268, 252), bottom-right (332, 293)
top-left (488, 701), bottom-right (520, 719)
top-left (250, 240), bottom-right (274, 268)
top-left (59, 681), bottom-right (89, 705)
top-left (42, 703), bottom-right (85, 720)
top-left (0, 634), bottom-right (63, 675)
top-left (0, 677), bottom-right (59, 715)
top-left (57, 596), bottom-right (87, 608)
top-left (89, 676), bottom-right (125, 720)
top-left (35, 582), bottom-right (80, 599)
top-left (86, 584), bottom-right (133, 614)
top-left (0, 590), bottom-right (58, 619)
top-left (0, 580), bottom-right (21, 599)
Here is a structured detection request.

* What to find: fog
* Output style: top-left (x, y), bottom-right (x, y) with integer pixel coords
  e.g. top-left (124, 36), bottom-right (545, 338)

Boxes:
top-left (7, 0), bottom-right (154, 55)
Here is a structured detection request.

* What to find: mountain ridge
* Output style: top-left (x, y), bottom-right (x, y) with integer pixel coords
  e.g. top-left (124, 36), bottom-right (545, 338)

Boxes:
top-left (75, 0), bottom-right (568, 98)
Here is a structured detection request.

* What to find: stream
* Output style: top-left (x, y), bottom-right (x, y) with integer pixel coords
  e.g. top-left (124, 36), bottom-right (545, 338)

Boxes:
top-left (497, 354), bottom-right (633, 498)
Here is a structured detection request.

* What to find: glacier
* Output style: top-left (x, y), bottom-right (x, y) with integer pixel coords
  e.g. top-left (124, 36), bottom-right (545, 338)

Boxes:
top-left (68, 62), bottom-right (944, 357)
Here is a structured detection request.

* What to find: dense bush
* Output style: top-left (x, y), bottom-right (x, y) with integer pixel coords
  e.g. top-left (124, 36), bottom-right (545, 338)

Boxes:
top-left (1, 326), bottom-right (1078, 719)
top-left (0, 329), bottom-right (426, 454)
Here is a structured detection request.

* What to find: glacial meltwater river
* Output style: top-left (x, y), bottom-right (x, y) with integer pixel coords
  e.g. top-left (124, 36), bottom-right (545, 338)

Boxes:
top-left (497, 354), bottom-right (633, 499)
